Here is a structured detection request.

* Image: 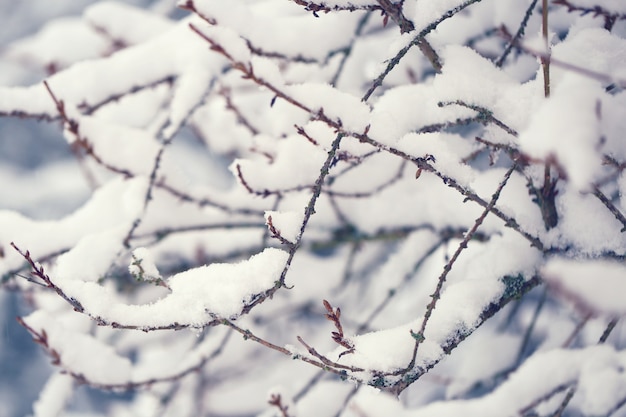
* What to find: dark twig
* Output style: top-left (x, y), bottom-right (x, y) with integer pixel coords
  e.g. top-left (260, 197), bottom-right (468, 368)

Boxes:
top-left (352, 133), bottom-right (544, 250)
top-left (222, 320), bottom-right (363, 376)
top-left (363, 0), bottom-right (483, 101)
top-left (290, 0), bottom-right (382, 15)
top-left (356, 235), bottom-right (452, 334)
top-left (439, 100), bottom-right (518, 137)
top-left (297, 336), bottom-right (364, 372)
top-left (154, 180), bottom-right (265, 216)
top-left (553, 0), bottom-right (626, 31)
top-left (593, 186), bottom-right (626, 232)
top-left (323, 300), bottom-right (355, 357)
top-left (496, 0), bottom-right (539, 67)
top-left (192, 23), bottom-right (544, 253)
top-left (516, 287), bottom-right (547, 366)
top-left (599, 318), bottom-right (619, 344)
top-left (500, 31), bottom-right (626, 87)
top-left (219, 86), bottom-right (260, 135)
top-left (11, 243), bottom-right (85, 313)
top-left (541, 0), bottom-right (550, 98)
top-left (266, 215), bottom-right (296, 247)
top-left (375, 0), bottom-right (415, 33)
top-left (268, 394), bottom-right (292, 417)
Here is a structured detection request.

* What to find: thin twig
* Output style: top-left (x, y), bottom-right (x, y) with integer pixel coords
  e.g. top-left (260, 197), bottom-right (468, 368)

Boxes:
top-left (516, 286), bottom-right (547, 365)
top-left (18, 317), bottom-right (233, 390)
top-left (375, 0), bottom-right (415, 33)
top-left (222, 319), bottom-right (362, 377)
top-left (553, 0), bottom-right (626, 31)
top-left (331, 12), bottom-right (372, 86)
top-left (402, 162), bottom-right (519, 385)
top-left (541, 0), bottom-right (550, 97)
top-left (593, 186), bottom-right (626, 232)
top-left (390, 275), bottom-right (542, 394)
top-left (122, 74), bottom-right (217, 248)
top-left (363, 0), bottom-right (483, 101)
top-left (549, 317), bottom-right (620, 417)
top-left (496, 0), bottom-right (539, 67)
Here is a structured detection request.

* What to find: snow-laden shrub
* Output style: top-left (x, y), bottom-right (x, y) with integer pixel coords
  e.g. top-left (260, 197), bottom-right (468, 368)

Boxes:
top-left (1, 1), bottom-right (626, 416)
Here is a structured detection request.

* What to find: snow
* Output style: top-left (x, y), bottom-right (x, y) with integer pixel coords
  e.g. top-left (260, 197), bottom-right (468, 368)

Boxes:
top-left (4, 18), bottom-right (108, 70)
top-left (24, 310), bottom-right (133, 385)
top-left (84, 2), bottom-right (174, 45)
top-left (0, 15), bottom-right (217, 118)
top-left (542, 258), bottom-right (626, 316)
top-left (68, 113), bottom-right (163, 174)
top-left (443, 329), bottom-right (520, 399)
top-left (231, 135), bottom-right (327, 191)
top-left (407, 0), bottom-right (481, 34)
top-left (548, 187), bottom-right (626, 254)
top-left (129, 247), bottom-right (162, 282)
top-left (346, 346), bottom-right (626, 417)
top-left (548, 28), bottom-right (626, 86)
top-left (518, 74), bottom-right (604, 191)
top-left (190, 23), bottom-right (251, 64)
top-left (164, 64), bottom-right (215, 138)
top-left (54, 248), bottom-right (288, 327)
top-left (288, 381), bottom-right (355, 417)
top-left (396, 132), bottom-right (476, 187)
top-left (32, 372), bottom-right (74, 417)
top-left (368, 83), bottom-right (476, 145)
top-left (286, 83), bottom-right (371, 132)
top-left (0, 177), bottom-right (147, 277)
top-left (2, 1), bottom-right (626, 416)
top-left (52, 228), bottom-right (128, 283)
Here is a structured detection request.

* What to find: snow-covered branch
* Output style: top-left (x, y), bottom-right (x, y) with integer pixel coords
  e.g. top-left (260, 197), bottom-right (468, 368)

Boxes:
top-left (1, 0), bottom-right (625, 416)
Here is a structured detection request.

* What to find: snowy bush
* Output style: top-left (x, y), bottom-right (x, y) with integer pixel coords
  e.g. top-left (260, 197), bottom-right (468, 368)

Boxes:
top-left (1, 0), bottom-right (626, 416)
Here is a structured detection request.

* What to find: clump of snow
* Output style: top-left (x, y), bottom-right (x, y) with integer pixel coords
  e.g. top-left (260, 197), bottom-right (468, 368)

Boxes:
top-left (346, 346), bottom-right (626, 417)
top-left (396, 132), bottom-right (476, 187)
top-left (251, 56), bottom-right (285, 89)
top-left (55, 248), bottom-right (288, 327)
top-left (191, 0), bottom-right (361, 61)
top-left (32, 372), bottom-right (74, 417)
top-left (549, 28), bottom-right (626, 86)
top-left (444, 329), bottom-right (520, 399)
top-left (231, 136), bottom-right (326, 191)
top-left (518, 74), bottom-right (604, 191)
top-left (4, 18), bottom-right (108, 70)
top-left (0, 177), bottom-right (147, 277)
top-left (129, 247), bottom-right (162, 282)
top-left (547, 187), bottom-right (626, 254)
top-left (53, 229), bottom-right (127, 282)
top-left (542, 257), bottom-right (626, 316)
top-left (85, 2), bottom-right (174, 45)
top-left (286, 83), bottom-right (371, 132)
top-left (368, 83), bottom-right (475, 145)
top-left (24, 310), bottom-right (133, 384)
top-left (331, 321), bottom-right (416, 371)
top-left (164, 65), bottom-right (215, 138)
top-left (191, 23), bottom-right (251, 65)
